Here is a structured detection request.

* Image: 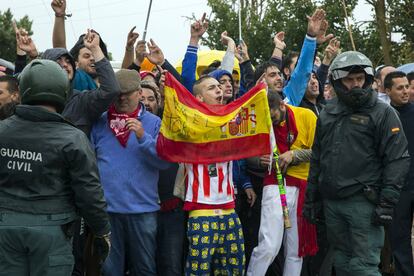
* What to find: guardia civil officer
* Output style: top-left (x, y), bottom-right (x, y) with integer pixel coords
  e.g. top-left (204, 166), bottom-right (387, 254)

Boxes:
top-left (303, 51), bottom-right (410, 276)
top-left (0, 59), bottom-right (110, 276)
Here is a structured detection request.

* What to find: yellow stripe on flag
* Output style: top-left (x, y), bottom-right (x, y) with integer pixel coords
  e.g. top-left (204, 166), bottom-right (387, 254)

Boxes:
top-left (160, 86), bottom-right (271, 144)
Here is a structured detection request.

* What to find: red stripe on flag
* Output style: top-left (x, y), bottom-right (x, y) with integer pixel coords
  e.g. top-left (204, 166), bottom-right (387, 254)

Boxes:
top-left (218, 165), bottom-right (224, 193)
top-left (203, 165), bottom-right (210, 198)
top-left (192, 164), bottom-right (199, 202)
top-left (157, 133), bottom-right (271, 164)
top-left (165, 72), bottom-right (266, 117)
top-left (226, 162), bottom-right (231, 195)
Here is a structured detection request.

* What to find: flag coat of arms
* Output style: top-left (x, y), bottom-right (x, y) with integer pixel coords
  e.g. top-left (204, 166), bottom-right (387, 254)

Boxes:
top-left (156, 73), bottom-right (272, 164)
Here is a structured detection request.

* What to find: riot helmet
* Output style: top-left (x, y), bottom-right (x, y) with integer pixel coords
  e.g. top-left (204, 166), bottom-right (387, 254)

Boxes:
top-left (18, 59), bottom-right (69, 113)
top-left (329, 51), bottom-right (374, 108)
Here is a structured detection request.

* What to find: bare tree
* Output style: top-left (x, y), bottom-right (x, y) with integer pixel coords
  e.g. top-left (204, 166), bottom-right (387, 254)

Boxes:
top-left (365, 0), bottom-right (392, 64)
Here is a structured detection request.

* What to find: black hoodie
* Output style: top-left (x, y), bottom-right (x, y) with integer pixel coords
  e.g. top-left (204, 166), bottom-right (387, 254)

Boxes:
top-left (300, 70), bottom-right (326, 116)
top-left (42, 48), bottom-right (121, 135)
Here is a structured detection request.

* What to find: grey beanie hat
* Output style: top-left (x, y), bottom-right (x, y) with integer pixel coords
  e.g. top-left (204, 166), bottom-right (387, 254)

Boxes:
top-left (115, 69), bottom-right (141, 93)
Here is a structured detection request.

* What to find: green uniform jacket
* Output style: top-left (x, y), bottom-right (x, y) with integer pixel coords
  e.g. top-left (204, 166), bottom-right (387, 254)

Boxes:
top-left (307, 90), bottom-right (410, 205)
top-left (0, 105), bottom-right (110, 236)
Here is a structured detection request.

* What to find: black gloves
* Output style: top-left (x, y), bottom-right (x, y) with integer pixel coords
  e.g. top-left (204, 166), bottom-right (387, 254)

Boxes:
top-left (303, 200), bottom-right (322, 224)
top-left (372, 202), bottom-right (394, 226)
top-left (93, 233), bottom-right (111, 263)
top-left (303, 184), bottom-right (322, 224)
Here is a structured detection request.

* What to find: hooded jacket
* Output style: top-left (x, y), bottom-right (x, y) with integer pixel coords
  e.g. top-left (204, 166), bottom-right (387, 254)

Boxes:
top-left (300, 71), bottom-right (326, 116)
top-left (209, 69), bottom-right (234, 102)
top-left (42, 48), bottom-right (121, 135)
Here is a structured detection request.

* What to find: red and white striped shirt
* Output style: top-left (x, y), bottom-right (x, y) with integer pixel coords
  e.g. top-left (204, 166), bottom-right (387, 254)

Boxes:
top-left (183, 162), bottom-right (235, 211)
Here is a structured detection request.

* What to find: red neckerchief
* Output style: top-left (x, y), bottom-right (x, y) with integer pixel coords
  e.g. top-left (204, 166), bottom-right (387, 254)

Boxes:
top-left (107, 104), bottom-right (140, 147)
top-left (274, 105), bottom-right (298, 153)
top-left (275, 106), bottom-right (318, 257)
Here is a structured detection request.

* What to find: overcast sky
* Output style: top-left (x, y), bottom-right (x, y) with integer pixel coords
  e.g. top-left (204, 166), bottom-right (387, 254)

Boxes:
top-left (2, 0), bottom-right (373, 65)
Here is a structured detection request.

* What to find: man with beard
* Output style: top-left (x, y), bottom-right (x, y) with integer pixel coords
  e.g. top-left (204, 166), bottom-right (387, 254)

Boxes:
top-left (51, 0), bottom-right (109, 91)
top-left (41, 29), bottom-right (120, 275)
top-left (304, 51), bottom-right (410, 275)
top-left (384, 71), bottom-right (414, 276)
top-left (0, 76), bottom-right (19, 120)
top-left (42, 29), bottom-right (120, 135)
top-left (253, 9), bottom-right (328, 107)
top-left (247, 92), bottom-right (317, 276)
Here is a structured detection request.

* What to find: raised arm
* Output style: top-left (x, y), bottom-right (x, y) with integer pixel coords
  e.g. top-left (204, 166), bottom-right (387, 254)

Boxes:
top-left (13, 21), bottom-right (38, 74)
top-left (235, 41), bottom-right (255, 95)
top-left (146, 39), bottom-right (182, 83)
top-left (317, 37), bottom-right (340, 87)
top-left (121, 26), bottom-right (139, 69)
top-left (182, 13), bottom-right (208, 92)
top-left (283, 9), bottom-right (327, 106)
top-left (51, 0), bottom-right (68, 48)
top-left (220, 31), bottom-right (236, 73)
top-left (79, 30), bottom-right (121, 121)
top-left (269, 31), bottom-right (286, 69)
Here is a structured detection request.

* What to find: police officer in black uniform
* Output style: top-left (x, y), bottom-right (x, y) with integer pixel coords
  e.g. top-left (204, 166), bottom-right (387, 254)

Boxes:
top-left (0, 59), bottom-right (110, 276)
top-left (303, 51), bottom-right (410, 276)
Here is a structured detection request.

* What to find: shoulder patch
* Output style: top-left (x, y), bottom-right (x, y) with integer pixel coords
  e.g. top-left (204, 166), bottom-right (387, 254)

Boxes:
top-left (391, 127), bottom-right (400, 133)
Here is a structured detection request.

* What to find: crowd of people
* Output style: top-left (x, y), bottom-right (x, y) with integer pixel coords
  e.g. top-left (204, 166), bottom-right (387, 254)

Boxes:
top-left (1, 0), bottom-right (414, 276)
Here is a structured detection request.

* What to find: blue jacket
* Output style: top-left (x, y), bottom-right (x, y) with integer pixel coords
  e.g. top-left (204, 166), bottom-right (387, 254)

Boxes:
top-left (283, 35), bottom-right (317, 106)
top-left (181, 45), bottom-right (198, 92)
top-left (91, 103), bottom-right (169, 214)
top-left (233, 159), bottom-right (252, 191)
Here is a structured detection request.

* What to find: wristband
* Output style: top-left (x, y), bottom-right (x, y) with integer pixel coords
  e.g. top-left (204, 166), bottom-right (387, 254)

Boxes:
top-left (29, 53), bottom-right (39, 59)
top-left (55, 12), bottom-right (72, 19)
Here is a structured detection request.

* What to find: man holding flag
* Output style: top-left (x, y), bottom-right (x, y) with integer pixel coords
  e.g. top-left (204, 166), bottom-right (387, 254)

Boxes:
top-left (246, 92), bottom-right (317, 276)
top-left (157, 72), bottom-right (272, 275)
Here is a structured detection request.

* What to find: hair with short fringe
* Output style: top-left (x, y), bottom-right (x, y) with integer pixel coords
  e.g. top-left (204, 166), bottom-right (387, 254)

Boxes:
top-left (141, 80), bottom-right (160, 103)
top-left (384, 71), bottom-right (407, 90)
top-left (192, 75), bottom-right (216, 96)
top-left (407, 71), bottom-right (414, 83)
top-left (0, 75), bottom-right (19, 94)
top-left (254, 61), bottom-right (280, 83)
top-left (267, 90), bottom-right (282, 110)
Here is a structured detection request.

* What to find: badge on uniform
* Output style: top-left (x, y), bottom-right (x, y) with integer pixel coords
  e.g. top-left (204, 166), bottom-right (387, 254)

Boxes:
top-left (208, 164), bottom-right (218, 177)
top-left (349, 114), bottom-right (369, 125)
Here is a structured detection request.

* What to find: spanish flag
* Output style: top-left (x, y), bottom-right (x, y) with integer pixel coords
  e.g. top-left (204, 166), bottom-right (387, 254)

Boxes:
top-left (156, 73), bottom-right (272, 164)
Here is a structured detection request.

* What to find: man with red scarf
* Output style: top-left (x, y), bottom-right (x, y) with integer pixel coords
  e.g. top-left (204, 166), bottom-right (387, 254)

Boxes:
top-left (91, 69), bottom-right (169, 275)
top-left (247, 92), bottom-right (317, 276)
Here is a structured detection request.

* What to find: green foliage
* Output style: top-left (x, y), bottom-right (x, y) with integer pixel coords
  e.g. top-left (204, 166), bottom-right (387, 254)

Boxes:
top-left (389, 0), bottom-right (414, 43)
top-left (204, 0), bottom-right (316, 64)
top-left (388, 0), bottom-right (414, 65)
top-left (108, 52), bottom-right (113, 61)
top-left (205, 0), bottom-right (412, 67)
top-left (0, 9), bottom-right (33, 62)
